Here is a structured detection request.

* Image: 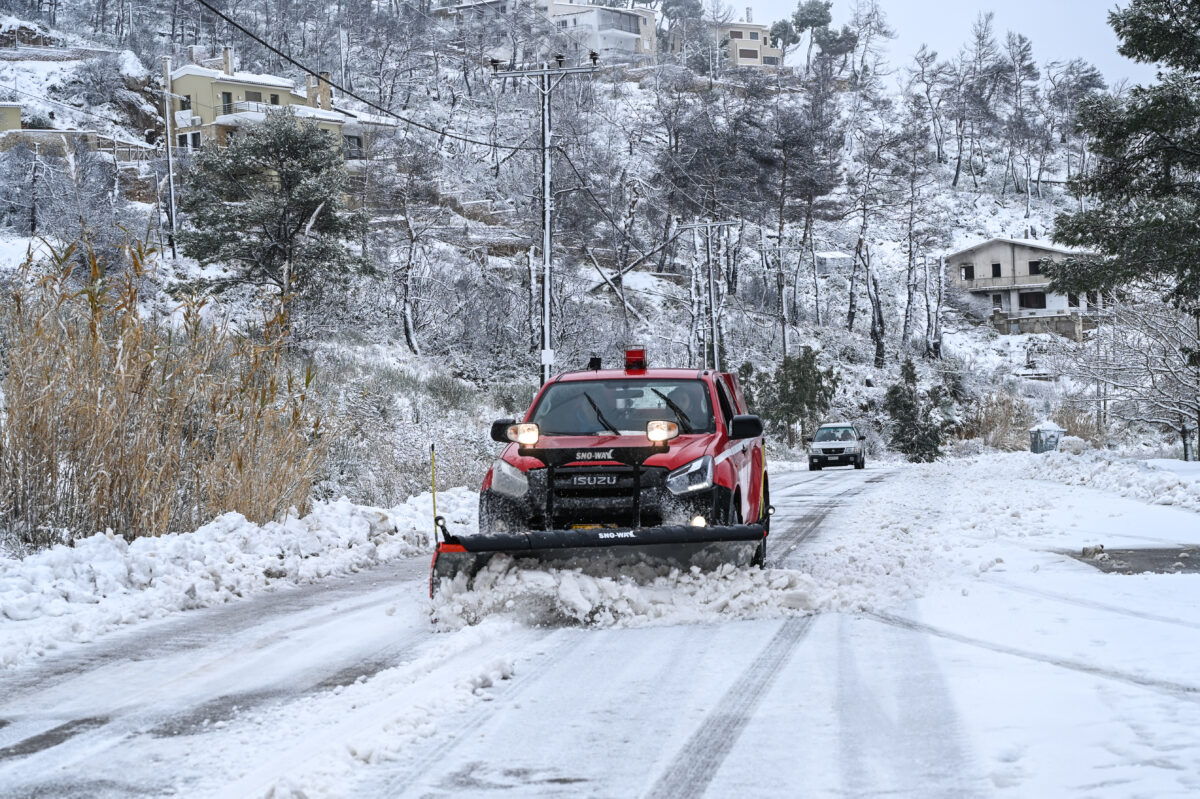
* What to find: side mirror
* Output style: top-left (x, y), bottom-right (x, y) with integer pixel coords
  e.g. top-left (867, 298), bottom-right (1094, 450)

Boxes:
top-left (859, 435), bottom-right (866, 441)
top-left (728, 414), bottom-right (763, 440)
top-left (803, 436), bottom-right (813, 444)
top-left (490, 418), bottom-right (517, 442)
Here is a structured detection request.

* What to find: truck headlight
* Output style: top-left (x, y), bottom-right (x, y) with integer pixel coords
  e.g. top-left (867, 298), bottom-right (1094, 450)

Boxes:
top-left (506, 422), bottom-right (540, 446)
top-left (491, 459), bottom-right (529, 498)
top-left (666, 455), bottom-right (713, 495)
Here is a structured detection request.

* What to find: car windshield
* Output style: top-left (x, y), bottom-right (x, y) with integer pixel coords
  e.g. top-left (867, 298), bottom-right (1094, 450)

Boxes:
top-left (814, 427), bottom-right (856, 442)
top-left (529, 379), bottom-right (715, 436)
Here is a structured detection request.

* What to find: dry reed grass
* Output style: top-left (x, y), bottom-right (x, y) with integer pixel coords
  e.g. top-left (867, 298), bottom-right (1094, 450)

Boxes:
top-left (0, 238), bottom-right (328, 548)
top-left (960, 389), bottom-right (1037, 451)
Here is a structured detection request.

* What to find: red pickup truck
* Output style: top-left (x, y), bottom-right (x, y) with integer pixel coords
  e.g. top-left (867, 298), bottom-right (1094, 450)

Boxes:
top-left (430, 349), bottom-right (771, 593)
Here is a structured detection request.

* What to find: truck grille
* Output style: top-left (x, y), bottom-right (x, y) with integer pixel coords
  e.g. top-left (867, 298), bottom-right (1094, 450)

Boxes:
top-left (526, 466), bottom-right (674, 527)
top-left (822, 448), bottom-right (845, 455)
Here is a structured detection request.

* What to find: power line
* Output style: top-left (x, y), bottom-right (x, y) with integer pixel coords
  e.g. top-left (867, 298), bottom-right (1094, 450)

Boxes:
top-left (3, 84), bottom-right (128, 128)
top-left (188, 0), bottom-right (544, 152)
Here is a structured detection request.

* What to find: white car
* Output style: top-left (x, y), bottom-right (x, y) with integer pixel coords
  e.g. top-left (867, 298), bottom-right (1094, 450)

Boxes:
top-left (807, 422), bottom-right (866, 470)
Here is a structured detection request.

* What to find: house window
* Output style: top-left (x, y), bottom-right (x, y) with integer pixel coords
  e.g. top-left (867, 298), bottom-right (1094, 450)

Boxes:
top-left (1018, 291), bottom-right (1047, 310)
top-left (558, 19), bottom-right (567, 28)
top-left (749, 31), bottom-right (759, 40)
top-left (499, 4), bottom-right (506, 12)
top-left (573, 18), bottom-right (577, 25)
top-left (762, 56), bottom-right (778, 65)
top-left (270, 94), bottom-right (280, 105)
top-left (1086, 290), bottom-right (1099, 308)
top-left (1068, 292), bottom-right (1080, 308)
top-left (960, 264), bottom-right (975, 281)
top-left (992, 293), bottom-right (1003, 309)
top-left (221, 91), bottom-right (233, 114)
top-left (181, 95), bottom-right (192, 111)
top-left (245, 90), bottom-right (262, 103)
top-left (177, 133), bottom-right (188, 148)
top-left (738, 48), bottom-right (758, 59)
top-left (992, 263), bottom-right (1002, 278)
top-left (190, 131), bottom-right (201, 148)
top-left (1028, 260), bottom-right (1043, 275)
top-left (729, 30), bottom-right (743, 39)
top-left (343, 134), bottom-right (363, 159)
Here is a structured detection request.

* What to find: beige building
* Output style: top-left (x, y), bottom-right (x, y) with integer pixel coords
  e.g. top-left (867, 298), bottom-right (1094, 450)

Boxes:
top-left (164, 47), bottom-right (393, 163)
top-left (665, 8), bottom-right (784, 71)
top-left (0, 103), bottom-right (20, 131)
top-left (947, 237), bottom-right (1101, 340)
top-left (718, 18), bottom-right (783, 69)
top-left (448, 0), bottom-right (656, 59)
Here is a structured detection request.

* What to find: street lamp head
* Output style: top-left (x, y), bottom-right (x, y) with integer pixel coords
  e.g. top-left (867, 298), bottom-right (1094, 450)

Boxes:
top-left (554, 52), bottom-right (565, 68)
top-left (589, 50), bottom-right (599, 66)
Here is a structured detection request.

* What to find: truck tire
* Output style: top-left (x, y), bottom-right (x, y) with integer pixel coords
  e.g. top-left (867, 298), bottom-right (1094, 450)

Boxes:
top-left (854, 457), bottom-right (865, 470)
top-left (809, 462), bottom-right (821, 471)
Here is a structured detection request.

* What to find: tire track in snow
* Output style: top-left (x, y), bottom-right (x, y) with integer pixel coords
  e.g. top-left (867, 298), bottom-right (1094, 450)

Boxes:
top-left (869, 611), bottom-right (1200, 701)
top-left (770, 469), bottom-right (885, 567)
top-left (643, 616), bottom-right (814, 799)
top-left (983, 578), bottom-right (1200, 631)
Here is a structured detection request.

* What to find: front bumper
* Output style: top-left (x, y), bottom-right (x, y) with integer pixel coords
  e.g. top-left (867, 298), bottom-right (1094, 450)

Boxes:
top-left (480, 466), bottom-right (734, 532)
top-left (809, 450), bottom-right (860, 466)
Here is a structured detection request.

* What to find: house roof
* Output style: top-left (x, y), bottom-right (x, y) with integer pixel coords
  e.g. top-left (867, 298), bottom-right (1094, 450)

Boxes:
top-left (945, 237), bottom-right (1094, 261)
top-left (170, 64), bottom-right (295, 90)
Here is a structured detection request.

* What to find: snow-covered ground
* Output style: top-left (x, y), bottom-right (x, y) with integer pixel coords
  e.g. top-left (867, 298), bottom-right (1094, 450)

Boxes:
top-left (2, 452), bottom-right (1199, 797)
top-left (0, 489), bottom-right (476, 668)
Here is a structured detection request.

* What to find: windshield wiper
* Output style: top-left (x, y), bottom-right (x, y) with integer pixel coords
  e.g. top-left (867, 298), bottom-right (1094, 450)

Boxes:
top-left (651, 388), bottom-right (694, 433)
top-left (583, 392), bottom-right (621, 435)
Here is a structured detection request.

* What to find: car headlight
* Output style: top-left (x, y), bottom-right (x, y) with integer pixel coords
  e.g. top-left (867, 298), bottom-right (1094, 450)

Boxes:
top-left (490, 459), bottom-right (529, 498)
top-left (666, 455), bottom-right (713, 495)
top-left (845, 446), bottom-right (859, 453)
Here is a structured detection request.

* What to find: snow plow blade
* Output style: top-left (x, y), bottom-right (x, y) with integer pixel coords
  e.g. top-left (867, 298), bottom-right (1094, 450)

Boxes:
top-left (430, 523), bottom-right (765, 595)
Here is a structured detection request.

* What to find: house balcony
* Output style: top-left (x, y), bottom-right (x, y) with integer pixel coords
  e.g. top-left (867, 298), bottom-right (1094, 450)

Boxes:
top-left (961, 275), bottom-right (1050, 292)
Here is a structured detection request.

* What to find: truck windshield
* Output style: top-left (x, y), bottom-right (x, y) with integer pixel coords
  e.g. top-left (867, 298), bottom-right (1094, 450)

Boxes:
top-left (814, 427), bottom-right (856, 442)
top-left (530, 379), bottom-right (715, 436)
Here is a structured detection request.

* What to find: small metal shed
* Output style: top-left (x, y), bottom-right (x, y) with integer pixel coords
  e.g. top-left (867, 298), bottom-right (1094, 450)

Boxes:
top-left (1029, 421), bottom-right (1066, 453)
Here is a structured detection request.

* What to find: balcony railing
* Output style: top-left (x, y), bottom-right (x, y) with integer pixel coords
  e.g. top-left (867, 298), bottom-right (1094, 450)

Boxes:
top-left (218, 100), bottom-right (282, 115)
top-left (961, 274), bottom-right (1049, 291)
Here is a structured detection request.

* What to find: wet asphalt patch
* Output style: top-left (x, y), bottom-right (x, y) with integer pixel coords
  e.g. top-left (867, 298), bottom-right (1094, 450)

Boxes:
top-left (1069, 547), bottom-right (1200, 575)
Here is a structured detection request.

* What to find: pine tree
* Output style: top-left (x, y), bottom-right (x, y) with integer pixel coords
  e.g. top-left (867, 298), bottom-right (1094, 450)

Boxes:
top-left (884, 358), bottom-right (941, 462)
top-left (1052, 0), bottom-right (1200, 304)
top-left (758, 347), bottom-right (840, 447)
top-left (178, 109), bottom-right (361, 306)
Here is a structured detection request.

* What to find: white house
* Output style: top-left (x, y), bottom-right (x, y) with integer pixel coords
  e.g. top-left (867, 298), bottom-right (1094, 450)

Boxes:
top-left (945, 237), bottom-right (1102, 340)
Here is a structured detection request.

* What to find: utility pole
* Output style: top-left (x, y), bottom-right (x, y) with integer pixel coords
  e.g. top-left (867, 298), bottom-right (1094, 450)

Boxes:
top-left (490, 53), bottom-right (598, 385)
top-left (678, 218), bottom-right (738, 371)
top-left (162, 56), bottom-right (178, 259)
top-left (29, 142), bottom-right (39, 236)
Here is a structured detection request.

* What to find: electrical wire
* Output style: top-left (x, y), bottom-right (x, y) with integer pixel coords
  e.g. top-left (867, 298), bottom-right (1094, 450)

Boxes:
top-left (3, 84), bottom-right (128, 128)
top-left (189, 0), bottom-right (547, 152)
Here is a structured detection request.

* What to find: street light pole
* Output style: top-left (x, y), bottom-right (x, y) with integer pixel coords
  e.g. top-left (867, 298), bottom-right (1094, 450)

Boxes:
top-left (491, 54), bottom-right (598, 385)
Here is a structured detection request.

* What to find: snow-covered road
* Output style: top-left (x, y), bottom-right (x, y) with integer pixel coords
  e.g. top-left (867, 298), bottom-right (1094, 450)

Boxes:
top-left (2, 458), bottom-right (1200, 798)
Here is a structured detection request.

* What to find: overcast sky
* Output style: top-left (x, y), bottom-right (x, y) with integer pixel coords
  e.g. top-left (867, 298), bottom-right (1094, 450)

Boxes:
top-left (747, 0), bottom-right (1158, 87)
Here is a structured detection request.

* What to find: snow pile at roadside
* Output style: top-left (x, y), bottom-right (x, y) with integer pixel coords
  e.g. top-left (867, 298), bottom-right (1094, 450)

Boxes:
top-left (1019, 451), bottom-right (1200, 513)
top-left (0, 488), bottom-right (474, 668)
